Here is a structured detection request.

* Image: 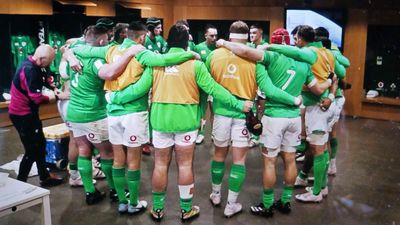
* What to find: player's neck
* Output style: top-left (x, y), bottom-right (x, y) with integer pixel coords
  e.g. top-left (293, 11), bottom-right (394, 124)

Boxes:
top-left (230, 39), bottom-right (246, 44)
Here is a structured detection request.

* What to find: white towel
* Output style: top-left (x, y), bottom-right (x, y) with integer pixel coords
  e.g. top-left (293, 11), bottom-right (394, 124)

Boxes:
top-left (0, 155), bottom-right (38, 177)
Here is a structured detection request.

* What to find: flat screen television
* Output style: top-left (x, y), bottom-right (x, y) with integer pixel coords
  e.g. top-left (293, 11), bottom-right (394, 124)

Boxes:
top-left (285, 9), bottom-right (345, 48)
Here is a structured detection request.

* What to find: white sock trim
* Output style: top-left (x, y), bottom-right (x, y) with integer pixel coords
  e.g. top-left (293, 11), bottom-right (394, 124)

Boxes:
top-left (212, 184), bottom-right (221, 194)
top-left (179, 184), bottom-right (194, 199)
top-left (227, 190), bottom-right (239, 204)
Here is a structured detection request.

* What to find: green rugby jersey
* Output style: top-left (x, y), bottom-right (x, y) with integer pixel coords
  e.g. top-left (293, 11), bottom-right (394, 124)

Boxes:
top-left (69, 37), bottom-right (86, 48)
top-left (206, 49), bottom-right (296, 120)
top-left (188, 40), bottom-right (196, 51)
top-left (194, 41), bottom-right (216, 62)
top-left (144, 35), bottom-right (167, 54)
top-left (109, 48), bottom-right (244, 133)
top-left (72, 38), bottom-right (194, 116)
top-left (261, 51), bottom-right (315, 118)
top-left (331, 45), bottom-right (350, 97)
top-left (246, 40), bottom-right (267, 48)
top-left (268, 42), bottom-right (346, 106)
top-left (48, 32), bottom-right (66, 74)
top-left (11, 35), bottom-right (35, 69)
top-left (66, 56), bottom-right (107, 123)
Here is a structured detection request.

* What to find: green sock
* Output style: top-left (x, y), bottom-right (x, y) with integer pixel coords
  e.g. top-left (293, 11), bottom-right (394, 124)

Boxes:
top-left (299, 170), bottom-right (308, 180)
top-left (69, 163), bottom-right (77, 171)
top-left (152, 192), bottom-right (166, 211)
top-left (312, 154), bottom-right (325, 195)
top-left (321, 151), bottom-right (330, 189)
top-left (127, 170), bottom-right (141, 206)
top-left (112, 167), bottom-right (128, 204)
top-left (262, 188), bottom-right (274, 208)
top-left (210, 160), bottom-right (225, 185)
top-left (228, 164), bottom-right (246, 192)
top-left (101, 159), bottom-right (115, 190)
top-left (281, 185), bottom-right (294, 204)
top-left (296, 139), bottom-right (307, 153)
top-left (77, 156), bottom-right (94, 193)
top-left (180, 198), bottom-right (192, 212)
top-left (330, 138), bottom-right (338, 159)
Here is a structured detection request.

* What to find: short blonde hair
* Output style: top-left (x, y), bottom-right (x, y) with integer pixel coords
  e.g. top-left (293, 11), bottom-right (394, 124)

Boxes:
top-left (229, 21), bottom-right (249, 34)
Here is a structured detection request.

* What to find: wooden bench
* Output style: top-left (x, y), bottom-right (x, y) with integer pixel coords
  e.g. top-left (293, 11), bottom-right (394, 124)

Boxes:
top-left (0, 102), bottom-right (60, 127)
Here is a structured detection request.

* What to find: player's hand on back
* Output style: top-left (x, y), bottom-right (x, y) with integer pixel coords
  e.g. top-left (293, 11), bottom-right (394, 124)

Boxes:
top-left (216, 39), bottom-right (226, 48)
top-left (55, 88), bottom-right (70, 100)
top-left (190, 51), bottom-right (201, 60)
top-left (257, 43), bottom-right (270, 51)
top-left (294, 95), bottom-right (303, 106)
top-left (127, 44), bottom-right (146, 57)
top-left (64, 49), bottom-right (83, 73)
top-left (69, 58), bottom-right (83, 73)
top-left (242, 100), bottom-right (253, 112)
top-left (319, 98), bottom-right (332, 111)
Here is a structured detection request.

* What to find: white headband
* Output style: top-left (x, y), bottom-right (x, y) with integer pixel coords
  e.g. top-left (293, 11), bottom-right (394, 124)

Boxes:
top-left (229, 33), bottom-right (248, 40)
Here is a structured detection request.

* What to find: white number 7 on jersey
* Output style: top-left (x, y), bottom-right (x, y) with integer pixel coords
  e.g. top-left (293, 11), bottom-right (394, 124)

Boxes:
top-left (281, 69), bottom-right (296, 91)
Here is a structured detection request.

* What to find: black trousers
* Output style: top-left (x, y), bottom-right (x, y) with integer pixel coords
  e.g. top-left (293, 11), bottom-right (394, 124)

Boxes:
top-left (9, 113), bottom-right (49, 181)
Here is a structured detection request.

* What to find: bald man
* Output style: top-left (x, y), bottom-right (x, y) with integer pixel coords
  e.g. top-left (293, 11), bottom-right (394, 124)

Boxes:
top-left (9, 44), bottom-right (64, 186)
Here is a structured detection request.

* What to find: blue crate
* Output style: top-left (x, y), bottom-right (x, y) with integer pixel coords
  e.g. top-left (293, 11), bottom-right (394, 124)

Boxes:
top-left (45, 139), bottom-right (62, 164)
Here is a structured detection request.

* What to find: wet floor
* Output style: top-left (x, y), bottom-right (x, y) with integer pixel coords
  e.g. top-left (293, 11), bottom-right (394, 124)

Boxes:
top-left (0, 116), bottom-right (399, 225)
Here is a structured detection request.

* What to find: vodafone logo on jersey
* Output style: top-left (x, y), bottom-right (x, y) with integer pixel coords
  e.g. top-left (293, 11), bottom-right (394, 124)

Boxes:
top-left (223, 64), bottom-right (240, 80)
top-left (227, 64), bottom-right (237, 74)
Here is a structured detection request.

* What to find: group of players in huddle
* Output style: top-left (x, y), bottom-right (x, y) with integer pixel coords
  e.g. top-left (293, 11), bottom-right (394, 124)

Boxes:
top-left (51, 17), bottom-right (349, 222)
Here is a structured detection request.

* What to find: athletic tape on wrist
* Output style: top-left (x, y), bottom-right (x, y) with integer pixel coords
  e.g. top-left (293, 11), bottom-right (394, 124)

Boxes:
top-left (328, 93), bottom-right (335, 101)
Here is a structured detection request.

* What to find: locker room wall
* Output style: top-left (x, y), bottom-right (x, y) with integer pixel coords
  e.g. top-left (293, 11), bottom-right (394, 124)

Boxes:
top-left (1, 0), bottom-right (400, 121)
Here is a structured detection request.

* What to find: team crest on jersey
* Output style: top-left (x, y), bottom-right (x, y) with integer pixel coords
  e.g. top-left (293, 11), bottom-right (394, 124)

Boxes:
top-left (201, 50), bottom-right (206, 55)
top-left (148, 45), bottom-right (153, 49)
